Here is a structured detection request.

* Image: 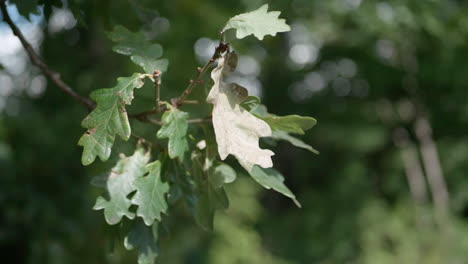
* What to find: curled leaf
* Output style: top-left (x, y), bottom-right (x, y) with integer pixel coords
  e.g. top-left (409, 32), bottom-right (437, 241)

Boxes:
top-left (207, 52), bottom-right (274, 172)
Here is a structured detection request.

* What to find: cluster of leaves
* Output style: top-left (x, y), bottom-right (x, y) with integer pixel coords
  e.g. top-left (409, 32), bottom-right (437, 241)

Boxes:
top-left (78, 5), bottom-right (317, 263)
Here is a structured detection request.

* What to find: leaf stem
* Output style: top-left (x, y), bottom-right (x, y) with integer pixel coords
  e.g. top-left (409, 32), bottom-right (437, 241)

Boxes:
top-left (153, 70), bottom-right (162, 111)
top-left (145, 117), bottom-right (211, 126)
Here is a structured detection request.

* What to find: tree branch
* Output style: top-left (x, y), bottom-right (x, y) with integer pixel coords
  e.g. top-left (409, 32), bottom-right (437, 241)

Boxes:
top-left (393, 127), bottom-right (428, 205)
top-left (414, 116), bottom-right (450, 219)
top-left (0, 1), bottom-right (96, 110)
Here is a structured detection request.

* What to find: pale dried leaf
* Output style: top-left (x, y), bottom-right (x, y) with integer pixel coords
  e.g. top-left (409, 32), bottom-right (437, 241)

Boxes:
top-left (207, 52), bottom-right (274, 172)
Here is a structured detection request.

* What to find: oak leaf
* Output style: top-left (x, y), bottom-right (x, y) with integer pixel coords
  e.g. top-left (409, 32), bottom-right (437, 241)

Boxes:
top-left (207, 52), bottom-right (274, 172)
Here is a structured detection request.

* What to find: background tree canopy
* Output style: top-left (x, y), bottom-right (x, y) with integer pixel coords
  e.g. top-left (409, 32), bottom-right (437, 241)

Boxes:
top-left (1, 0), bottom-right (468, 263)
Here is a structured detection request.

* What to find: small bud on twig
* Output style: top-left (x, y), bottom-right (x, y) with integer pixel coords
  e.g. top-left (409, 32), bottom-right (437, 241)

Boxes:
top-left (153, 70), bottom-right (161, 79)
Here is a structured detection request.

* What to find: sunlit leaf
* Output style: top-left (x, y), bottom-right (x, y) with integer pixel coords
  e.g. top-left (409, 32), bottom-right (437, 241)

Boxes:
top-left (222, 4), bottom-right (291, 40)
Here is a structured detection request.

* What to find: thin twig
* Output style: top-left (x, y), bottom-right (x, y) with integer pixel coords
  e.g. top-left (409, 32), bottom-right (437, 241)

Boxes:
top-left (0, 1), bottom-right (95, 111)
top-left (414, 116), bottom-right (449, 219)
top-left (180, 100), bottom-right (199, 104)
top-left (173, 41), bottom-right (229, 106)
top-left (130, 41), bottom-right (228, 118)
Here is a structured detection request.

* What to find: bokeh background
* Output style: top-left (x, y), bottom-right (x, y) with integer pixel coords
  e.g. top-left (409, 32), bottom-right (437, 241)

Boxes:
top-left (1, 0), bottom-right (468, 263)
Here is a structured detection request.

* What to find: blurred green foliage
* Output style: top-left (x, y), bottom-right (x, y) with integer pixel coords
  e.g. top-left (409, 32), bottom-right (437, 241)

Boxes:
top-left (1, 0), bottom-right (468, 263)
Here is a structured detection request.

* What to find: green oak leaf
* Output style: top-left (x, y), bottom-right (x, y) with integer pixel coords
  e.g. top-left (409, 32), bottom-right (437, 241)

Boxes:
top-left (93, 147), bottom-right (150, 225)
top-left (192, 152), bottom-right (229, 231)
top-left (240, 96), bottom-right (261, 112)
top-left (131, 57), bottom-right (169, 74)
top-left (157, 106), bottom-right (189, 161)
top-left (272, 131), bottom-right (319, 154)
top-left (107, 25), bottom-right (162, 57)
top-left (78, 73), bottom-right (144, 165)
top-left (210, 163), bottom-right (237, 188)
top-left (222, 4), bottom-right (291, 40)
top-left (124, 220), bottom-right (159, 264)
top-left (260, 115), bottom-right (317, 135)
top-left (132, 161), bottom-right (170, 226)
top-left (252, 105), bottom-right (317, 135)
top-left (249, 165), bottom-right (301, 207)
top-left (108, 25), bottom-right (168, 74)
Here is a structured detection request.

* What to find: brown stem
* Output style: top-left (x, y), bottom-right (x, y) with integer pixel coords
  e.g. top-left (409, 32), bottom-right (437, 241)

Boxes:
top-left (173, 41), bottom-right (229, 106)
top-left (0, 1), bottom-right (95, 111)
top-left (153, 70), bottom-right (161, 110)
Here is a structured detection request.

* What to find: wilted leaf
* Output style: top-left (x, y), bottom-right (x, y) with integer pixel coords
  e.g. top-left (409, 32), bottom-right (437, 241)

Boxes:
top-left (124, 220), bottom-right (159, 264)
top-left (93, 147), bottom-right (150, 225)
top-left (207, 52), bottom-right (274, 172)
top-left (132, 161), bottom-right (170, 226)
top-left (78, 73), bottom-right (144, 165)
top-left (272, 131), bottom-right (319, 154)
top-left (249, 165), bottom-right (301, 207)
top-left (157, 105), bottom-right (189, 161)
top-left (222, 4), bottom-right (291, 40)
